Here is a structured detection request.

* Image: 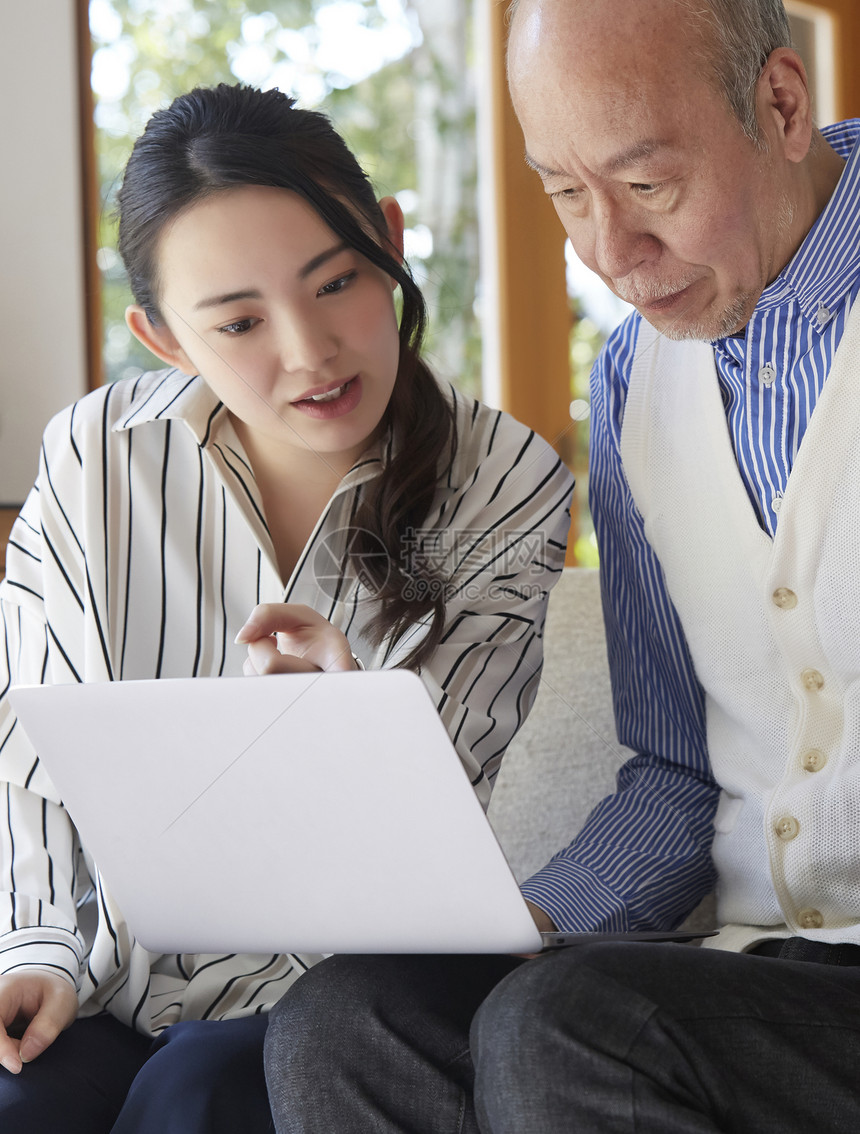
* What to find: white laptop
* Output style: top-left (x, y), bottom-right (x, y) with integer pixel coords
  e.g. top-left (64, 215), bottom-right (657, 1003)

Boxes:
top-left (9, 672), bottom-right (714, 956)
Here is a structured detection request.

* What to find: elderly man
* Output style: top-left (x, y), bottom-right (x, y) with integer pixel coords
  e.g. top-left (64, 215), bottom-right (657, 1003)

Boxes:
top-left (264, 1), bottom-right (860, 1130)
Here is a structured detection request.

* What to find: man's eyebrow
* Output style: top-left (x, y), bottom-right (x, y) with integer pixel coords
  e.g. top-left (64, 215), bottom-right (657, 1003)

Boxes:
top-left (601, 139), bottom-right (666, 175)
top-left (524, 139), bottom-right (669, 181)
top-left (524, 152), bottom-right (563, 179)
top-left (193, 243), bottom-right (351, 310)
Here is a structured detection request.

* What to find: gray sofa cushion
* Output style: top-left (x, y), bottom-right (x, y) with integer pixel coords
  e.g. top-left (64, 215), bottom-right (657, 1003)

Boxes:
top-left (488, 567), bottom-right (715, 933)
top-left (488, 567), bottom-right (624, 881)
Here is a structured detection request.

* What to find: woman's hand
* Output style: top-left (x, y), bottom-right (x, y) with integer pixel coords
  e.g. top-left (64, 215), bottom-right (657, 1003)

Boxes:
top-left (0, 971), bottom-right (79, 1074)
top-left (236, 603), bottom-right (358, 676)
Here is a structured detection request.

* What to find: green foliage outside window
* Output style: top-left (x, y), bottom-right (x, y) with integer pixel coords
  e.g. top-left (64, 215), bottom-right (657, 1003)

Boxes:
top-left (89, 0), bottom-right (480, 397)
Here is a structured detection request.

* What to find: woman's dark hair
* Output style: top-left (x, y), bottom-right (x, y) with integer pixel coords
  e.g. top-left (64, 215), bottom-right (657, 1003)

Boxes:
top-left (117, 83), bottom-right (456, 669)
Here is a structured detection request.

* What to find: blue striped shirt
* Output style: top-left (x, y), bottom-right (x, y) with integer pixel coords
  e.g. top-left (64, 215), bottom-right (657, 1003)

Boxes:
top-left (519, 119), bottom-right (860, 932)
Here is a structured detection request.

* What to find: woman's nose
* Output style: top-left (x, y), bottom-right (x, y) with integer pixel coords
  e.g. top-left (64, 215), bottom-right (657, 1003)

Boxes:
top-left (277, 311), bottom-right (339, 374)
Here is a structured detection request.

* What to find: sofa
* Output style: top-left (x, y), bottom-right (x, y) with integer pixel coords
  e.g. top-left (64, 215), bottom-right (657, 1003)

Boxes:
top-left (487, 566), bottom-right (715, 934)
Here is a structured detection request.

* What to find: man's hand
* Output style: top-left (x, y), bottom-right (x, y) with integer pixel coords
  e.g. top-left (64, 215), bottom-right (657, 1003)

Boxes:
top-left (514, 901), bottom-right (558, 959)
top-left (236, 603), bottom-right (358, 675)
top-left (0, 971), bottom-right (78, 1074)
top-left (526, 900), bottom-right (557, 933)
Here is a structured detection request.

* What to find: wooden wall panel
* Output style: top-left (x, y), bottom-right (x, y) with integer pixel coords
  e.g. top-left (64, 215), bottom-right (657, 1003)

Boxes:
top-left (76, 0), bottom-right (103, 391)
top-left (816, 0), bottom-right (860, 118)
top-left (0, 509), bottom-right (18, 580)
top-left (481, 0), bottom-right (577, 558)
top-left (481, 0), bottom-right (572, 455)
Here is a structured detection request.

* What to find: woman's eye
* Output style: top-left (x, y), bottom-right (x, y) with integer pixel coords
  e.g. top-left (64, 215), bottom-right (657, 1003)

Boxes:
top-left (318, 271), bottom-right (357, 297)
top-left (216, 318), bottom-right (256, 336)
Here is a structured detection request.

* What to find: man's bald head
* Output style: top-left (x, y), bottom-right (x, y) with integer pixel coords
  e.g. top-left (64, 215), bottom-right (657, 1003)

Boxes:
top-left (505, 0), bottom-right (842, 341)
top-left (508, 0), bottom-right (793, 145)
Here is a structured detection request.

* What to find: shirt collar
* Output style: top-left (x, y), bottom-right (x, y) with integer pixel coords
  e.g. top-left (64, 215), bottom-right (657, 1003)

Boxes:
top-left (754, 118), bottom-right (860, 328)
top-left (113, 369), bottom-right (226, 445)
top-left (113, 367), bottom-right (385, 488)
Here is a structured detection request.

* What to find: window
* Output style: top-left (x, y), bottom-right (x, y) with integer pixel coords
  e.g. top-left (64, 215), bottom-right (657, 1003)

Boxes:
top-left (88, 0), bottom-right (482, 397)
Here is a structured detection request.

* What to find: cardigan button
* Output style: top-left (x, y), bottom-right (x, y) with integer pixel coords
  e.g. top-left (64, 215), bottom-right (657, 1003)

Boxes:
top-left (800, 668), bottom-right (824, 692)
top-left (772, 587), bottom-right (797, 610)
top-left (798, 908), bottom-right (824, 929)
top-left (801, 749), bottom-right (827, 773)
top-left (775, 815), bottom-right (800, 841)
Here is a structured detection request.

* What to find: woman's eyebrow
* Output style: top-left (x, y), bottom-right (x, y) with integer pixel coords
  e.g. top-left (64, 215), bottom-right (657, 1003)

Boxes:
top-left (194, 288), bottom-right (262, 311)
top-left (298, 241), bottom-right (349, 279)
top-left (193, 243), bottom-right (351, 310)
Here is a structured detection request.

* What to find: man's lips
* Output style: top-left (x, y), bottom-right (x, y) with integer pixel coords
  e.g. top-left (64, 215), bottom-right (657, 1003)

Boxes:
top-left (617, 278), bottom-right (700, 312)
top-left (640, 287), bottom-right (692, 313)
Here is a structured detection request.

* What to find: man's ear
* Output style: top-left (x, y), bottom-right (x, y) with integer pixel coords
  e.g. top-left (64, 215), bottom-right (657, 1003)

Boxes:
top-left (125, 305), bottom-right (196, 372)
top-left (378, 196), bottom-right (405, 265)
top-left (758, 47), bottom-right (813, 163)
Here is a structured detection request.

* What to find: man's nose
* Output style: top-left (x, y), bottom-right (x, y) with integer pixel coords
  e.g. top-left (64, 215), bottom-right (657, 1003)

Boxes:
top-left (589, 204), bottom-right (658, 282)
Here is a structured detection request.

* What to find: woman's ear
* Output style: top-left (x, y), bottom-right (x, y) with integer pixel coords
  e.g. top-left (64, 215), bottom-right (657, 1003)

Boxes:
top-left (125, 305), bottom-right (196, 372)
top-left (378, 196), bottom-right (405, 263)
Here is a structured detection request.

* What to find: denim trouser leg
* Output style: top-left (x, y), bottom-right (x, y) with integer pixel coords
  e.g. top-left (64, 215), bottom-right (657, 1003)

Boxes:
top-left (264, 953), bottom-right (521, 1134)
top-left (471, 941), bottom-right (860, 1134)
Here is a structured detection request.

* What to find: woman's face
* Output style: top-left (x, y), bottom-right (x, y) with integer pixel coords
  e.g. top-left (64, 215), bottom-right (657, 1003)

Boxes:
top-left (129, 185), bottom-right (403, 474)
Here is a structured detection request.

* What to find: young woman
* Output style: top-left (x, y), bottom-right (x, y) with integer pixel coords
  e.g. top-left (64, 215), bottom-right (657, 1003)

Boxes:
top-left (0, 84), bottom-right (573, 1131)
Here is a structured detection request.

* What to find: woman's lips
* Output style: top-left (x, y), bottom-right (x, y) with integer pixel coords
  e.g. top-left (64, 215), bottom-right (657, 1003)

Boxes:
top-left (291, 376), bottom-right (362, 419)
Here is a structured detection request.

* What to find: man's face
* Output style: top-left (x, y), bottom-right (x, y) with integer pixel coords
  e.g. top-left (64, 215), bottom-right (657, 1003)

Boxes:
top-left (508, 0), bottom-right (801, 341)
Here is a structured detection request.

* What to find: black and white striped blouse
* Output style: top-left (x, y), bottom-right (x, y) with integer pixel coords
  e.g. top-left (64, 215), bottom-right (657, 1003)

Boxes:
top-left (0, 368), bottom-right (573, 1034)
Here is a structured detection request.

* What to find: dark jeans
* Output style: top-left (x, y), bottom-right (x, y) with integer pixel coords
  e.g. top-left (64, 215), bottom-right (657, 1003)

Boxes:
top-left (0, 1010), bottom-right (273, 1132)
top-left (264, 944), bottom-right (860, 1134)
top-left (264, 954), bottom-right (522, 1133)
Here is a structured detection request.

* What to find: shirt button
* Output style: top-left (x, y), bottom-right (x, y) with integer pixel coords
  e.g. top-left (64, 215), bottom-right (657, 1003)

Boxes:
top-left (759, 363), bottom-right (777, 386)
top-left (798, 908), bottom-right (824, 929)
top-left (801, 749), bottom-right (827, 773)
top-left (800, 668), bottom-right (824, 691)
top-left (772, 587), bottom-right (797, 610)
top-left (775, 815), bottom-right (800, 841)
top-left (771, 494), bottom-right (784, 513)
top-left (816, 303), bottom-right (832, 325)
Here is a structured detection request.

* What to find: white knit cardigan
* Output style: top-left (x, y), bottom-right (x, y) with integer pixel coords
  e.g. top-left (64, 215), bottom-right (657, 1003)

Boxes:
top-left (620, 311), bottom-right (860, 953)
